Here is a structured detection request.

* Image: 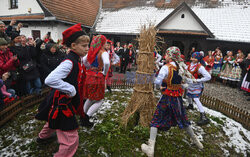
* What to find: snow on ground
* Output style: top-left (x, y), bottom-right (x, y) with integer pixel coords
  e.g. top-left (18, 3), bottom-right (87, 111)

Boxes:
top-left (1, 89), bottom-right (249, 156)
top-left (101, 89), bottom-right (250, 156)
top-left (187, 98), bottom-right (250, 156)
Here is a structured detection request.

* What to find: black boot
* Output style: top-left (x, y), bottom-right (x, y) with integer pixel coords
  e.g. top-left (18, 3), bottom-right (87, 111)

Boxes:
top-left (197, 113), bottom-right (210, 126)
top-left (80, 114), bottom-right (94, 128)
top-left (107, 85), bottom-right (112, 93)
top-left (36, 133), bottom-right (57, 144)
top-left (186, 104), bottom-right (194, 110)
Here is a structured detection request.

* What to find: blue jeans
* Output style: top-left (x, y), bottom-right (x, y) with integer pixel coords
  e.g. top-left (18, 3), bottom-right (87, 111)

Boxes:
top-left (26, 78), bottom-right (42, 94)
top-left (7, 89), bottom-right (16, 97)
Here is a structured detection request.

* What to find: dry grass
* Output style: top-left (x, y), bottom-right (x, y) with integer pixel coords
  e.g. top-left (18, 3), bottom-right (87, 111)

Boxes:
top-left (121, 24), bottom-right (158, 127)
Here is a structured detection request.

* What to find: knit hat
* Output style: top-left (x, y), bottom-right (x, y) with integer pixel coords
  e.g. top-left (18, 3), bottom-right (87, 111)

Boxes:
top-left (0, 38), bottom-right (8, 46)
top-left (11, 31), bottom-right (20, 41)
top-left (62, 23), bottom-right (86, 47)
top-left (0, 21), bottom-right (4, 25)
top-left (191, 51), bottom-right (203, 61)
top-left (166, 46), bottom-right (183, 62)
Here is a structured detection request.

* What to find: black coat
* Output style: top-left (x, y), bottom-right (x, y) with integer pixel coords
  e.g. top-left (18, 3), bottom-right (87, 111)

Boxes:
top-left (240, 59), bottom-right (250, 77)
top-left (121, 48), bottom-right (130, 62)
top-left (40, 50), bottom-right (65, 83)
top-left (10, 45), bottom-right (40, 81)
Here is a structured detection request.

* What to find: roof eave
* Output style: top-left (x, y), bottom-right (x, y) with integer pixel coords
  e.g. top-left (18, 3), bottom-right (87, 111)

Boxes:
top-left (207, 38), bottom-right (250, 44)
top-left (95, 31), bottom-right (138, 35)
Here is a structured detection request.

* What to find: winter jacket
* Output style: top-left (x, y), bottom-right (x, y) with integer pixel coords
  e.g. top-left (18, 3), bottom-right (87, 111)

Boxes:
top-left (0, 48), bottom-right (19, 77)
top-left (40, 46), bottom-right (65, 83)
top-left (0, 31), bottom-right (11, 44)
top-left (11, 45), bottom-right (40, 81)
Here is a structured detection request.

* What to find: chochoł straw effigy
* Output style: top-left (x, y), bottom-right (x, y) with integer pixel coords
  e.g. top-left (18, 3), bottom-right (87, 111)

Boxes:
top-left (122, 24), bottom-right (158, 127)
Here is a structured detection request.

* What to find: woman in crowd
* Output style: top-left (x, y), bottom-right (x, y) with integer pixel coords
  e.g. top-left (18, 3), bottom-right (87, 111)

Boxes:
top-left (40, 43), bottom-right (65, 83)
top-left (203, 50), bottom-right (214, 75)
top-left (220, 51), bottom-right (235, 84)
top-left (212, 50), bottom-right (223, 80)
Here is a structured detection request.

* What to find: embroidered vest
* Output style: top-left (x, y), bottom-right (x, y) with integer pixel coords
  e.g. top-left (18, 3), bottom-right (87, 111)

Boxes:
top-left (162, 64), bottom-right (184, 97)
top-left (188, 63), bottom-right (202, 79)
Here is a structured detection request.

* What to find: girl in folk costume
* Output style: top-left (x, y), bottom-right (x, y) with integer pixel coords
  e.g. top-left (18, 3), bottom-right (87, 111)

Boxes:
top-left (228, 51), bottom-right (244, 83)
top-left (241, 53), bottom-right (250, 100)
top-left (106, 40), bottom-right (120, 93)
top-left (77, 48), bottom-right (89, 126)
top-left (203, 51), bottom-right (214, 75)
top-left (141, 47), bottom-right (203, 157)
top-left (186, 52), bottom-right (211, 126)
top-left (35, 23), bottom-right (90, 157)
top-left (127, 44), bottom-right (134, 71)
top-left (212, 50), bottom-right (223, 78)
top-left (220, 51), bottom-right (235, 82)
top-left (81, 35), bottom-right (110, 127)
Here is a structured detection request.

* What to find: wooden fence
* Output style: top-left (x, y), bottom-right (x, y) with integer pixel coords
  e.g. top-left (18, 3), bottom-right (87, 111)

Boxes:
top-left (0, 88), bottom-right (50, 127)
top-left (0, 81), bottom-right (249, 130)
top-left (200, 95), bottom-right (250, 130)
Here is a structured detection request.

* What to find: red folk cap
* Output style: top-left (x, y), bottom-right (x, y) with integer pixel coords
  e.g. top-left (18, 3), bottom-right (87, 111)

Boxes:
top-left (62, 23), bottom-right (86, 47)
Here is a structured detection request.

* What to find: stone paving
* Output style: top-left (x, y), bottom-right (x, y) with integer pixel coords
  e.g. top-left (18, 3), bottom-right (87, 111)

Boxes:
top-left (203, 82), bottom-right (250, 111)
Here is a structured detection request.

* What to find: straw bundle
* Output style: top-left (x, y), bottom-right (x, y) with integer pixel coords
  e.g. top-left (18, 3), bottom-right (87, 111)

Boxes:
top-left (122, 24), bottom-right (157, 127)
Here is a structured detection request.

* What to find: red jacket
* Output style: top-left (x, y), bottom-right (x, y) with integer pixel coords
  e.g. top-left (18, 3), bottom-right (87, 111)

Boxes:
top-left (0, 48), bottom-right (19, 77)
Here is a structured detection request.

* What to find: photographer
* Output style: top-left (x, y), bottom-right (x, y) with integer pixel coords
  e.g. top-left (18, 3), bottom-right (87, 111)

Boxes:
top-left (43, 32), bottom-right (55, 44)
top-left (6, 20), bottom-right (22, 38)
top-left (17, 36), bottom-right (42, 94)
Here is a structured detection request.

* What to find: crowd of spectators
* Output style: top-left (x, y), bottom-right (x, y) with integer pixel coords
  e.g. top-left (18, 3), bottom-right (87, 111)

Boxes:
top-left (0, 20), bottom-right (68, 109)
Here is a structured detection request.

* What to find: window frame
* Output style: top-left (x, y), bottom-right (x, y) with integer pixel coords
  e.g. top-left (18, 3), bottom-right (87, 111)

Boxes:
top-left (9, 0), bottom-right (18, 9)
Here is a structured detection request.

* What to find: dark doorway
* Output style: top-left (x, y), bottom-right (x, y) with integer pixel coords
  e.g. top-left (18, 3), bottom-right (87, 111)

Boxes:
top-left (172, 41), bottom-right (185, 54)
top-left (32, 30), bottom-right (41, 40)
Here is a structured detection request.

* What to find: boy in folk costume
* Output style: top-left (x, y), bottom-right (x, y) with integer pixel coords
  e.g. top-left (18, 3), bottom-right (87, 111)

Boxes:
top-left (141, 47), bottom-right (203, 157)
top-left (35, 23), bottom-right (89, 157)
top-left (81, 35), bottom-right (110, 127)
top-left (105, 40), bottom-right (120, 93)
top-left (186, 52), bottom-right (211, 126)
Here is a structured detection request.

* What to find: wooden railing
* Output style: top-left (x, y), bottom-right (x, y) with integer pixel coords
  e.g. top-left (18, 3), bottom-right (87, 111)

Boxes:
top-left (0, 88), bottom-right (50, 127)
top-left (200, 95), bottom-right (250, 130)
top-left (0, 81), bottom-right (249, 130)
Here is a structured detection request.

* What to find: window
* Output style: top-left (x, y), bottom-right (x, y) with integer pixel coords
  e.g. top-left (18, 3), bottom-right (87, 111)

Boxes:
top-left (165, 0), bottom-right (171, 3)
top-left (181, 14), bottom-right (185, 18)
top-left (10, 0), bottom-right (18, 9)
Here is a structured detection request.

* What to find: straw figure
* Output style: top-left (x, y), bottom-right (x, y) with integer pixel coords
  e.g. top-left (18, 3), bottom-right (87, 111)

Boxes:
top-left (122, 24), bottom-right (158, 127)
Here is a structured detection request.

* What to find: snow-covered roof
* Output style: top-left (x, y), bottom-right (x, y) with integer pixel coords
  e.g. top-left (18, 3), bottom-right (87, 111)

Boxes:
top-left (95, 5), bottom-right (250, 43)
